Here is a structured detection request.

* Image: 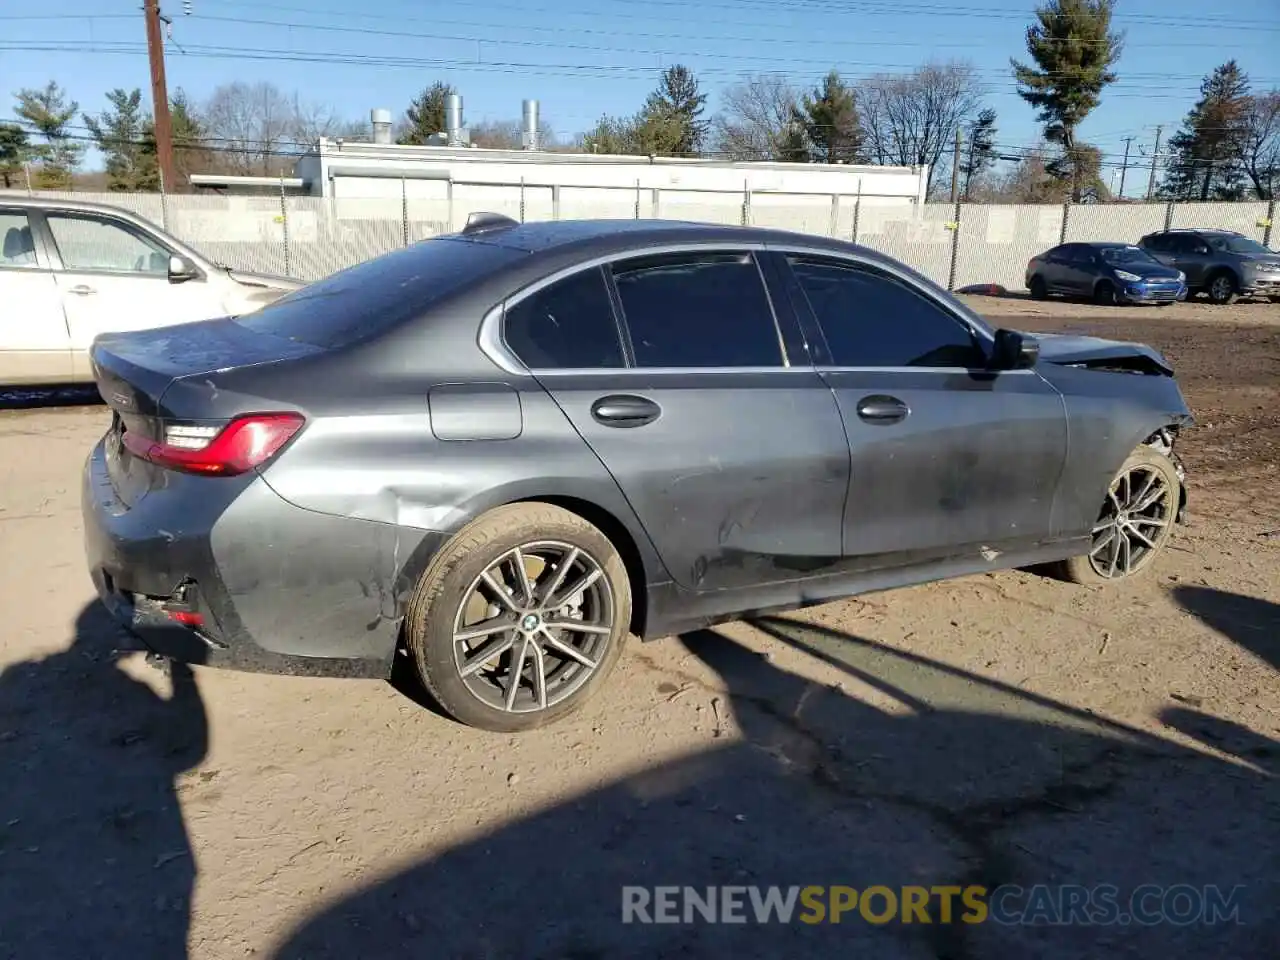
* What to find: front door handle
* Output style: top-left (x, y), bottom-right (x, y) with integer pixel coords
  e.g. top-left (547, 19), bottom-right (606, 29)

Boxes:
top-left (68, 284), bottom-right (96, 296)
top-left (591, 394), bottom-right (661, 428)
top-left (856, 395), bottom-right (909, 424)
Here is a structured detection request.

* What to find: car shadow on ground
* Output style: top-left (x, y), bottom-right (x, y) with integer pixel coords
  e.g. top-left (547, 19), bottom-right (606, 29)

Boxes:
top-left (0, 603), bottom-right (207, 959)
top-left (270, 608), bottom-right (1279, 959)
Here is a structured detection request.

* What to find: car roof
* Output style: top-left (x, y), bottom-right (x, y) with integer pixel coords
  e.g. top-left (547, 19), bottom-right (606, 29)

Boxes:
top-left (1081, 241), bottom-right (1141, 248)
top-left (446, 216), bottom-right (909, 268)
top-left (0, 195), bottom-right (162, 225)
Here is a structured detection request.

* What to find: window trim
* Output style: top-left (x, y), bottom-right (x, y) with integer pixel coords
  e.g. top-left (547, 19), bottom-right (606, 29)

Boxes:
top-left (780, 251), bottom-right (1003, 373)
top-left (482, 240), bottom-right (803, 376)
top-left (42, 210), bottom-right (200, 281)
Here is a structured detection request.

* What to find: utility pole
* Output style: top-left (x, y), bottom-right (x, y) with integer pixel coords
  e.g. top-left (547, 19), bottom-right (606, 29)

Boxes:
top-left (144, 0), bottom-right (176, 191)
top-left (950, 125), bottom-right (962, 204)
top-left (1145, 125), bottom-right (1162, 201)
top-left (1117, 136), bottom-right (1132, 199)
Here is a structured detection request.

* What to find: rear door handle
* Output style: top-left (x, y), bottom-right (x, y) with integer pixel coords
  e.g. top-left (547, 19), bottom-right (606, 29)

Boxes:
top-left (590, 394), bottom-right (661, 428)
top-left (68, 284), bottom-right (96, 296)
top-left (856, 395), bottom-right (909, 424)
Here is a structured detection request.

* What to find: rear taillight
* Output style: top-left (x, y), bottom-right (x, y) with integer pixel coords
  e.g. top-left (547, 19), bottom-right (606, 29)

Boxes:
top-left (123, 413), bottom-right (305, 476)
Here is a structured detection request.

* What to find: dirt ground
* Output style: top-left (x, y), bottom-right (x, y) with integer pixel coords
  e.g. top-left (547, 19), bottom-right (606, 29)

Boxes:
top-left (1, 297), bottom-right (1277, 959)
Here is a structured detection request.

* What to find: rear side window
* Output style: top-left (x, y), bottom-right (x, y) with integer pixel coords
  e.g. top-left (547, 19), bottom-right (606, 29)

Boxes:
top-left (611, 252), bottom-right (783, 367)
top-left (504, 268), bottom-right (624, 369)
top-left (0, 211), bottom-right (38, 268)
top-left (788, 257), bottom-right (986, 368)
top-left (236, 238), bottom-right (521, 349)
top-left (1142, 234), bottom-right (1170, 252)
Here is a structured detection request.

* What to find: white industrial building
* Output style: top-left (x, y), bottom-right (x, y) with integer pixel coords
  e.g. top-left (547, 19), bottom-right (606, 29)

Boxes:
top-left (191, 95), bottom-right (930, 234)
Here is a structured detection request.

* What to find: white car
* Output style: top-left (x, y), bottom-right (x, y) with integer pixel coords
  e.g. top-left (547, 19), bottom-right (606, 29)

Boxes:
top-left (0, 198), bottom-right (301, 385)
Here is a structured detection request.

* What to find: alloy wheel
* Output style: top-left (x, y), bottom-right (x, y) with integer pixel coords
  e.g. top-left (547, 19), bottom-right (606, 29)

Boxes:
top-left (451, 541), bottom-right (615, 714)
top-left (1087, 464), bottom-right (1174, 579)
top-left (1209, 275), bottom-right (1234, 303)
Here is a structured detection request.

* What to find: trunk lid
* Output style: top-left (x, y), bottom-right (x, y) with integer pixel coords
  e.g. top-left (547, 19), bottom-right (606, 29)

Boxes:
top-left (92, 319), bottom-right (321, 507)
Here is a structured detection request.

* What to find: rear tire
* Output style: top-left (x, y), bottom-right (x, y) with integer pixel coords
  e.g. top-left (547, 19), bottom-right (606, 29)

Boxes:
top-left (1029, 275), bottom-right (1048, 301)
top-left (404, 503), bottom-right (631, 732)
top-left (1205, 270), bottom-right (1237, 305)
top-left (1053, 446), bottom-right (1180, 585)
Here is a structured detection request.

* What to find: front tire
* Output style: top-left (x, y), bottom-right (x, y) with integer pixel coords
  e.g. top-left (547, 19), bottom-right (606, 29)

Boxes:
top-left (405, 503), bottom-right (632, 732)
top-left (1206, 270), bottom-right (1237, 304)
top-left (1029, 275), bottom-right (1048, 300)
top-left (1094, 280), bottom-right (1120, 306)
top-left (1054, 447), bottom-right (1181, 585)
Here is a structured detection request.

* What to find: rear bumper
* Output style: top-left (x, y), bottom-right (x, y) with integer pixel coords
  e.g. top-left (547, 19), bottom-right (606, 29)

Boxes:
top-left (82, 437), bottom-right (443, 679)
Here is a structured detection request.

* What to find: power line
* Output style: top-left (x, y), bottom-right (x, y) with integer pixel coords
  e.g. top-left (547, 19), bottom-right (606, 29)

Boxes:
top-left (0, 40), bottom-right (1254, 99)
top-left (202, 0), bottom-right (1280, 32)
top-left (182, 13), bottom-right (1280, 82)
top-left (186, 6), bottom-right (1234, 52)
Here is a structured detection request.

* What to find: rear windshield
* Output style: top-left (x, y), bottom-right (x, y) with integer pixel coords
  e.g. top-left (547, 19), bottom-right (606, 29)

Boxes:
top-left (1099, 246), bottom-right (1156, 265)
top-left (235, 237), bottom-right (521, 348)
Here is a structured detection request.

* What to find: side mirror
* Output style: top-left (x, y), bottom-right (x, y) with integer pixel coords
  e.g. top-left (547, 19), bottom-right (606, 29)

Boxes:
top-left (992, 329), bottom-right (1040, 370)
top-left (168, 255), bottom-right (198, 283)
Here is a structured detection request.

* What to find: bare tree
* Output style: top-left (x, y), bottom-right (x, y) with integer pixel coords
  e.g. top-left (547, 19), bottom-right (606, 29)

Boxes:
top-left (711, 74), bottom-right (805, 161)
top-left (859, 62), bottom-right (986, 194)
top-left (203, 82), bottom-right (295, 175)
top-left (468, 117), bottom-right (557, 150)
top-left (1241, 90), bottom-right (1280, 200)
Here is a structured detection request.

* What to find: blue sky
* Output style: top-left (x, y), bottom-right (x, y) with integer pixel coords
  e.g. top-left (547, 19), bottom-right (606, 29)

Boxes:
top-left (1, 0), bottom-right (1277, 193)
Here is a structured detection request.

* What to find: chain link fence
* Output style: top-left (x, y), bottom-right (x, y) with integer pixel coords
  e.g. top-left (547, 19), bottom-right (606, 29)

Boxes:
top-left (4, 183), bottom-right (1275, 291)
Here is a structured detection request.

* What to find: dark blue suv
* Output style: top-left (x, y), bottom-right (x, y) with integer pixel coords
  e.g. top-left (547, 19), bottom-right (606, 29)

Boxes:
top-left (1026, 242), bottom-right (1187, 306)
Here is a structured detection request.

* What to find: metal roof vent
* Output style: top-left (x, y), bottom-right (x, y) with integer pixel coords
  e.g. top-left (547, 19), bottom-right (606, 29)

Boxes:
top-left (370, 108), bottom-right (392, 144)
top-left (522, 99), bottom-right (540, 151)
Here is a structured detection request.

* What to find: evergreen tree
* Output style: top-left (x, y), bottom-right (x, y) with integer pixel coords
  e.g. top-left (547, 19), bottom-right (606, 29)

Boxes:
top-left (397, 82), bottom-right (457, 145)
top-left (84, 88), bottom-right (152, 191)
top-left (1162, 61), bottom-right (1252, 201)
top-left (799, 71), bottom-right (862, 164)
top-left (14, 81), bottom-right (84, 188)
top-left (0, 123), bottom-right (29, 189)
top-left (1012, 0), bottom-right (1122, 201)
top-left (641, 65), bottom-right (708, 156)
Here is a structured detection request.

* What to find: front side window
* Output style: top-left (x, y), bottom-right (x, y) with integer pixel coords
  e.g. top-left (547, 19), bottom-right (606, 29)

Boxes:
top-left (788, 256), bottom-right (987, 368)
top-left (1208, 235), bottom-right (1271, 255)
top-left (504, 267), bottom-right (624, 369)
top-left (46, 213), bottom-right (171, 275)
top-left (611, 252), bottom-right (784, 368)
top-left (0, 211), bottom-right (38, 268)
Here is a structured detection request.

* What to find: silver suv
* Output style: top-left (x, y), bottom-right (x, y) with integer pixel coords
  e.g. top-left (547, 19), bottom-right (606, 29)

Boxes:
top-left (1138, 229), bottom-right (1280, 304)
top-left (1, 197), bottom-right (301, 385)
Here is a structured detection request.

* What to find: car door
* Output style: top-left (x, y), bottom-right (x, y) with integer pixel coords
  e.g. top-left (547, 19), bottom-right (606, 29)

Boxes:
top-left (779, 252), bottom-right (1069, 567)
top-left (1060, 244), bottom-right (1097, 296)
top-left (502, 248), bottom-right (851, 592)
top-left (1036, 245), bottom-right (1070, 293)
top-left (41, 210), bottom-right (221, 376)
top-left (0, 208), bottom-right (73, 383)
top-left (1167, 234), bottom-right (1211, 286)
